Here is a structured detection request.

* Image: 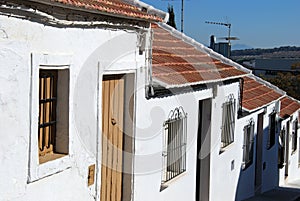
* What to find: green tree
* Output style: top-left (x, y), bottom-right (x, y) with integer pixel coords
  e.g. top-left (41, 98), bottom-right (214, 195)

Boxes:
top-left (264, 72), bottom-right (300, 100)
top-left (167, 4), bottom-right (177, 29)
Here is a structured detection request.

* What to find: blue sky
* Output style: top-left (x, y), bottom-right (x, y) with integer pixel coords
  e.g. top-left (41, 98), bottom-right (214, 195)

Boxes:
top-left (142, 0), bottom-right (300, 49)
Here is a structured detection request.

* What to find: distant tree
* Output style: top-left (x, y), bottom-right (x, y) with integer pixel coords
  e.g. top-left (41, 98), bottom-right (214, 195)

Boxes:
top-left (263, 72), bottom-right (300, 100)
top-left (291, 62), bottom-right (300, 70)
top-left (167, 4), bottom-right (177, 29)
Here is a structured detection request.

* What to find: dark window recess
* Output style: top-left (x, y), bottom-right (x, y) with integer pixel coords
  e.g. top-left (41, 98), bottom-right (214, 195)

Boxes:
top-left (267, 112), bottom-right (276, 150)
top-left (242, 120), bottom-right (254, 170)
top-left (292, 119), bottom-right (298, 153)
top-left (39, 70), bottom-right (58, 157)
top-left (38, 68), bottom-right (69, 164)
top-left (278, 128), bottom-right (286, 169)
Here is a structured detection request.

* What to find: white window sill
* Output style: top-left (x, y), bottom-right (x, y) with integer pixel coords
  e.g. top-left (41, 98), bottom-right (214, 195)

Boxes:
top-left (160, 172), bottom-right (187, 192)
top-left (28, 155), bottom-right (71, 183)
top-left (220, 142), bottom-right (234, 154)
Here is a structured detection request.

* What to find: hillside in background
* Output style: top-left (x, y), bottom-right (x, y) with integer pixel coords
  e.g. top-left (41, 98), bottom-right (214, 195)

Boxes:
top-left (231, 46), bottom-right (300, 100)
top-left (231, 46), bottom-right (300, 60)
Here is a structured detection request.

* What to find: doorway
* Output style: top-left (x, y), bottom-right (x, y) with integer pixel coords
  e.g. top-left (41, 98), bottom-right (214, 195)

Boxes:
top-left (196, 99), bottom-right (212, 201)
top-left (255, 113), bottom-right (264, 194)
top-left (100, 74), bottom-right (134, 201)
top-left (285, 121), bottom-right (290, 179)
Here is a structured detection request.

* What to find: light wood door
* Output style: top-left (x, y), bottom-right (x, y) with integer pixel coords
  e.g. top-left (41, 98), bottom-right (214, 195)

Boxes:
top-left (101, 75), bottom-right (124, 201)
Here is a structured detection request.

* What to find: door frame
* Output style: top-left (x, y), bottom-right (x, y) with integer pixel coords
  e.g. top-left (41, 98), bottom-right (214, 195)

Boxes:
top-left (196, 99), bottom-right (212, 201)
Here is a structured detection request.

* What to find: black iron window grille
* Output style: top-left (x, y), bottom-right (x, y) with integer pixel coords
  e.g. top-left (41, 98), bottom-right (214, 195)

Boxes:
top-left (221, 95), bottom-right (236, 149)
top-left (162, 107), bottom-right (187, 183)
top-left (242, 119), bottom-right (254, 170)
top-left (267, 112), bottom-right (276, 150)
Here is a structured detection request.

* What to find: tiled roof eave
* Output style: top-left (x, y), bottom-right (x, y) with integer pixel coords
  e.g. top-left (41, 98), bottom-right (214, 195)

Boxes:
top-left (156, 22), bottom-right (252, 75)
top-left (242, 95), bottom-right (284, 113)
top-left (153, 73), bottom-right (249, 89)
top-left (26, 0), bottom-right (162, 22)
top-left (279, 96), bottom-right (300, 119)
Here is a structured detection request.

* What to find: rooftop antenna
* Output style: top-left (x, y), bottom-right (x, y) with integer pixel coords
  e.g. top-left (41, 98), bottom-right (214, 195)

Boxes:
top-left (205, 21), bottom-right (238, 57)
top-left (205, 21), bottom-right (232, 45)
top-left (162, 0), bottom-right (185, 32)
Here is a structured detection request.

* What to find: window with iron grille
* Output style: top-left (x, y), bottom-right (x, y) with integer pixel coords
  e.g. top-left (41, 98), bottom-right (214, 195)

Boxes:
top-left (221, 95), bottom-right (236, 149)
top-left (242, 120), bottom-right (254, 170)
top-left (278, 127), bottom-right (286, 169)
top-left (39, 69), bottom-right (69, 164)
top-left (267, 112), bottom-right (276, 150)
top-left (162, 107), bottom-right (187, 184)
top-left (292, 119), bottom-right (298, 153)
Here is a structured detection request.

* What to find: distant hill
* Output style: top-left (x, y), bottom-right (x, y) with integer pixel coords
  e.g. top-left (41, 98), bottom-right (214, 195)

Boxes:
top-left (231, 44), bottom-right (253, 50)
top-left (231, 46), bottom-right (300, 60)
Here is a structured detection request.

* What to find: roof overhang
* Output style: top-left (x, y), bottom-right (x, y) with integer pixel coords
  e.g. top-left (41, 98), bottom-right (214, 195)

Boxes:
top-left (17, 0), bottom-right (163, 23)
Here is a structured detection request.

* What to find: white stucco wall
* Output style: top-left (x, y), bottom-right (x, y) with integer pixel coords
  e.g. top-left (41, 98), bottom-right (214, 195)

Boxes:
top-left (134, 75), bottom-right (213, 201)
top-left (235, 110), bottom-right (261, 201)
top-left (261, 104), bottom-right (281, 193)
top-left (279, 111), bottom-right (300, 186)
top-left (0, 13), bottom-right (145, 201)
top-left (133, 76), bottom-right (251, 201)
top-left (209, 82), bottom-right (241, 201)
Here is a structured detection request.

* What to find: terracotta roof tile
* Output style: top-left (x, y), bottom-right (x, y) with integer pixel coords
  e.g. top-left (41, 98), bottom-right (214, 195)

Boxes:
top-left (152, 25), bottom-right (248, 87)
top-left (49, 0), bottom-right (162, 21)
top-left (242, 76), bottom-right (283, 112)
top-left (279, 96), bottom-right (300, 118)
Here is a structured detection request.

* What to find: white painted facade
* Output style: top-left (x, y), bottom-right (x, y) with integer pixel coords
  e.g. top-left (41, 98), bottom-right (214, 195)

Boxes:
top-left (0, 5), bottom-right (150, 200)
top-left (1, 2), bottom-right (300, 201)
top-left (235, 103), bottom-right (281, 200)
top-left (279, 111), bottom-right (300, 186)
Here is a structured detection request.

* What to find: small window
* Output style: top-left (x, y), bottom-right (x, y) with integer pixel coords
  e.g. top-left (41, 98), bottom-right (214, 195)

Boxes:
top-left (221, 95), bottom-right (236, 149)
top-left (162, 107), bottom-right (187, 184)
top-left (38, 69), bottom-right (69, 164)
top-left (278, 127), bottom-right (286, 168)
top-left (292, 119), bottom-right (298, 153)
top-left (267, 112), bottom-right (276, 150)
top-left (242, 120), bottom-right (254, 170)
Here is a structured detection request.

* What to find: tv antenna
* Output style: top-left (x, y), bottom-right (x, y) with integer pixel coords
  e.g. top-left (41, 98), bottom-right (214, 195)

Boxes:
top-left (162, 0), bottom-right (185, 33)
top-left (205, 21), bottom-right (239, 57)
top-left (205, 21), bottom-right (233, 44)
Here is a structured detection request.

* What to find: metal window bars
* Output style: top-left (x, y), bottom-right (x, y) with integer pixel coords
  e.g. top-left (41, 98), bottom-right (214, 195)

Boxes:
top-left (242, 119), bottom-right (254, 169)
top-left (38, 70), bottom-right (58, 156)
top-left (162, 107), bottom-right (187, 183)
top-left (221, 95), bottom-right (236, 148)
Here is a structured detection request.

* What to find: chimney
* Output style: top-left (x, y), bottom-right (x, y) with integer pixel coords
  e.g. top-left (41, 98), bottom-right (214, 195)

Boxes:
top-left (210, 35), bottom-right (216, 49)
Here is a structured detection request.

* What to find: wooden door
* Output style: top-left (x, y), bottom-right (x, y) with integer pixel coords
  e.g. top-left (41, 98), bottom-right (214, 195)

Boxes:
top-left (101, 75), bottom-right (124, 201)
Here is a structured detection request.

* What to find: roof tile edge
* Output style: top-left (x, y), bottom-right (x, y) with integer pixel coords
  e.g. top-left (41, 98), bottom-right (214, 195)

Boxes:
top-left (247, 74), bottom-right (286, 96)
top-left (123, 0), bottom-right (168, 22)
top-left (156, 22), bottom-right (252, 75)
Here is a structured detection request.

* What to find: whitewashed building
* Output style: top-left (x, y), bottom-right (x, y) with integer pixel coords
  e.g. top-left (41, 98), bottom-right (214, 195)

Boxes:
top-left (0, 0), bottom-right (165, 200)
top-left (235, 76), bottom-right (285, 200)
top-left (278, 96), bottom-right (300, 186)
top-left (1, 0), bottom-right (300, 201)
